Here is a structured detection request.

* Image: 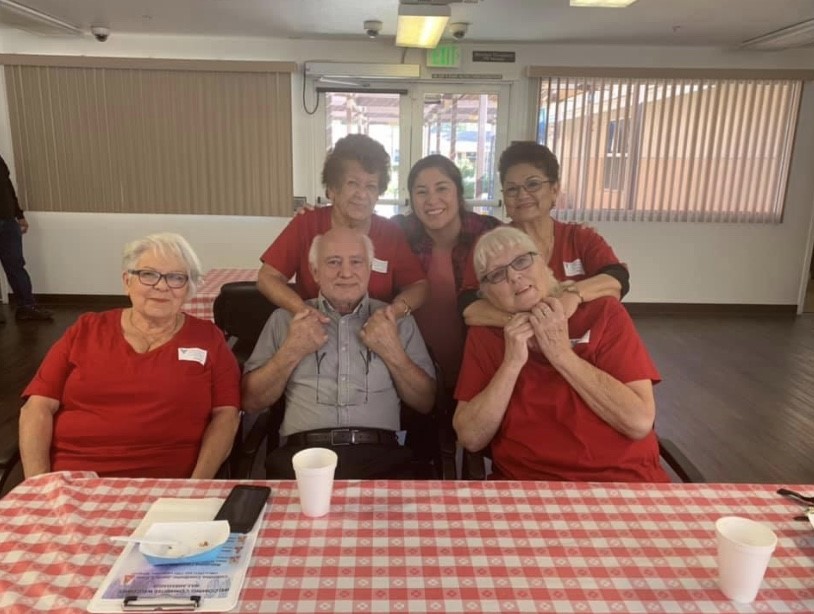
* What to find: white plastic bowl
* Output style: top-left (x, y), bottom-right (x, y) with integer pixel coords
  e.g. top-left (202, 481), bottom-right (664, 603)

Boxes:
top-left (139, 520), bottom-right (230, 566)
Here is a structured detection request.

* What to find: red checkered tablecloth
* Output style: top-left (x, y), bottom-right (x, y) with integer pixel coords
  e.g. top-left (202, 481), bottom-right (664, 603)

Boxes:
top-left (1, 473), bottom-right (813, 613)
top-left (182, 268), bottom-right (258, 322)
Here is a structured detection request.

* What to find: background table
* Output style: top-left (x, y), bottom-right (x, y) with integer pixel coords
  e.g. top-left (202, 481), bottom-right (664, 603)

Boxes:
top-left (1, 472), bottom-right (813, 613)
top-left (182, 267), bottom-right (258, 322)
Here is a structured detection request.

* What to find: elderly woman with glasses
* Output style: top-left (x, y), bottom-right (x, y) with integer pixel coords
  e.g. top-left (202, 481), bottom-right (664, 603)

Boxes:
top-left (19, 233), bottom-right (241, 479)
top-left (460, 141), bottom-right (629, 327)
top-left (453, 226), bottom-right (668, 482)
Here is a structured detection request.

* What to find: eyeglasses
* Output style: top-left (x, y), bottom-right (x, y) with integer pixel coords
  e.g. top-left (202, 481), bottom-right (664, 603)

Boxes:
top-left (315, 348), bottom-right (371, 406)
top-left (128, 269), bottom-right (189, 289)
top-left (480, 252), bottom-right (539, 285)
top-left (502, 178), bottom-right (553, 200)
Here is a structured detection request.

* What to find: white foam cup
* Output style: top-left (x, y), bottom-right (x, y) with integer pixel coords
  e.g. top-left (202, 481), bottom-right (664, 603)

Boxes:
top-left (715, 516), bottom-right (778, 603)
top-left (292, 447), bottom-right (338, 518)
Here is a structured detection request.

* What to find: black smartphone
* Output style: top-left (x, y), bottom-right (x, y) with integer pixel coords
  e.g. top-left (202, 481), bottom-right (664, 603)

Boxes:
top-left (214, 485), bottom-right (271, 533)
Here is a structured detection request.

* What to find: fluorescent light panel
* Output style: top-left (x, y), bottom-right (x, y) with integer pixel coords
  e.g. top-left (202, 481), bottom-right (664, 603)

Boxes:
top-left (396, 4), bottom-right (450, 49)
top-left (741, 18), bottom-right (814, 50)
top-left (0, 0), bottom-right (82, 34)
top-left (570, 0), bottom-right (638, 6)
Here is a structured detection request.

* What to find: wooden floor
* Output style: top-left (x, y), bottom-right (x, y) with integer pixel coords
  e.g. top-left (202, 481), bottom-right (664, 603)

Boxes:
top-left (1, 303), bottom-right (813, 487)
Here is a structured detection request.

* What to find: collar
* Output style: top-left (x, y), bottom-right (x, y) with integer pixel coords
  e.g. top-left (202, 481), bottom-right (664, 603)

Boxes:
top-left (316, 292), bottom-right (370, 318)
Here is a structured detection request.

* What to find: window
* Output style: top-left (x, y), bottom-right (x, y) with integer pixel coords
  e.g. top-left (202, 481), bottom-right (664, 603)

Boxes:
top-left (4, 57), bottom-right (295, 216)
top-left (320, 84), bottom-right (510, 218)
top-left (535, 74), bottom-right (802, 223)
top-left (419, 91), bottom-right (500, 213)
top-left (324, 91), bottom-right (403, 217)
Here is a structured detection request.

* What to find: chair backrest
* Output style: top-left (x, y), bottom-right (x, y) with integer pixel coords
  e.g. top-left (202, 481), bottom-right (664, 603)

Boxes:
top-left (213, 281), bottom-right (277, 367)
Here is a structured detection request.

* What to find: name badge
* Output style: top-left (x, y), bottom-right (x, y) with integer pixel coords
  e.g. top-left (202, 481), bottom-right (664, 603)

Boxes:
top-left (372, 258), bottom-right (389, 274)
top-left (563, 258), bottom-right (585, 277)
top-left (178, 347), bottom-right (207, 365)
top-left (570, 330), bottom-right (591, 347)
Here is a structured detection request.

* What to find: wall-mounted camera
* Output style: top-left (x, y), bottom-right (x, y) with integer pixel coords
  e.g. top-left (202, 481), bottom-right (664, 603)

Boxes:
top-left (364, 20), bottom-right (382, 39)
top-left (91, 25), bottom-right (110, 42)
top-left (449, 22), bottom-right (469, 41)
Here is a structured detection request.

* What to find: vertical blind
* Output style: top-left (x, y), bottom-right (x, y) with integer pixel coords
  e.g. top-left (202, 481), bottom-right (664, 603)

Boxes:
top-left (529, 69), bottom-right (804, 223)
top-left (2, 56), bottom-right (296, 216)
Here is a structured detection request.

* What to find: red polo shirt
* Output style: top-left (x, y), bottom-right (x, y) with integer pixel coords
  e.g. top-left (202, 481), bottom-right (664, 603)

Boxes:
top-left (260, 207), bottom-right (425, 302)
top-left (455, 297), bottom-right (668, 483)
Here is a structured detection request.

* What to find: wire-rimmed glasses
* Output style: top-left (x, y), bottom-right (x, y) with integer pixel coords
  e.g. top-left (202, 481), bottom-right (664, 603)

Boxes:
top-left (315, 348), bottom-right (371, 406)
top-left (480, 252), bottom-right (539, 285)
top-left (501, 178), bottom-right (553, 200)
top-left (128, 269), bottom-right (189, 289)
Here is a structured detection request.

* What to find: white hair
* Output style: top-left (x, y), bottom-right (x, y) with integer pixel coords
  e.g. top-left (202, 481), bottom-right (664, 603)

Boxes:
top-left (473, 226), bottom-right (560, 295)
top-left (122, 232), bottom-right (203, 299)
top-left (308, 230), bottom-right (375, 270)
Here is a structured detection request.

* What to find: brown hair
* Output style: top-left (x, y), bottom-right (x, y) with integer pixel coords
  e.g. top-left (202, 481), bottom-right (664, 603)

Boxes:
top-left (321, 134), bottom-right (391, 195)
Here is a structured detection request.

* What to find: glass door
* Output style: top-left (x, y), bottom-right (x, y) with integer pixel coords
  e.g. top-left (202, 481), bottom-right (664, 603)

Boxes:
top-left (320, 83), bottom-right (510, 217)
top-left (410, 84), bottom-right (510, 214)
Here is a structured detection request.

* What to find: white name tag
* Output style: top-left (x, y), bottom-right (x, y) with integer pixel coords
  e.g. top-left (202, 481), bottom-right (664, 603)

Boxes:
top-left (570, 330), bottom-right (591, 347)
top-left (372, 258), bottom-right (389, 274)
top-left (178, 347), bottom-right (207, 365)
top-left (563, 259), bottom-right (585, 277)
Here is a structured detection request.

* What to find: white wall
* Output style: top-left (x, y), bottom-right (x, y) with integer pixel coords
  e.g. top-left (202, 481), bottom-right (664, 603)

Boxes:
top-left (3, 28), bottom-right (814, 304)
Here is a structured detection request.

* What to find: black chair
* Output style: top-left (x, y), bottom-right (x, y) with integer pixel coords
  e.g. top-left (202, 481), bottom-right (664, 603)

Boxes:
top-left (212, 281), bottom-right (277, 369)
top-left (0, 445), bottom-right (21, 497)
top-left (462, 436), bottom-right (705, 483)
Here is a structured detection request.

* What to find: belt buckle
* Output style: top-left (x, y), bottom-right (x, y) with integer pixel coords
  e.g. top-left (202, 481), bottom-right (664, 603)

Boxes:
top-left (330, 428), bottom-right (353, 446)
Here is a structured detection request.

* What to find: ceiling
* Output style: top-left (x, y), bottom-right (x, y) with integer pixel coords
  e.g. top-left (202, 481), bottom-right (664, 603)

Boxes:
top-left (3, 0), bottom-right (814, 49)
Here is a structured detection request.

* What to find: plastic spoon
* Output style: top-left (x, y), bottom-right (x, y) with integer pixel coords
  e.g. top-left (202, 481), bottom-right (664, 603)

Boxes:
top-left (109, 536), bottom-right (189, 555)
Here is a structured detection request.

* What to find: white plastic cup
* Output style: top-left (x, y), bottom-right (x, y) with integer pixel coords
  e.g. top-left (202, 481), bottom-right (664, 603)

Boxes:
top-left (292, 447), bottom-right (338, 518)
top-left (715, 516), bottom-right (778, 603)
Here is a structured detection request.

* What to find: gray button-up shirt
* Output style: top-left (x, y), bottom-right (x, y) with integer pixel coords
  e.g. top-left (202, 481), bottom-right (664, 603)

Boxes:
top-left (244, 294), bottom-right (435, 436)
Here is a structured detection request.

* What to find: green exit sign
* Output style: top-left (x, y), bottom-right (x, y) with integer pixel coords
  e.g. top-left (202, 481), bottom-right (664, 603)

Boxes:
top-left (427, 45), bottom-right (461, 69)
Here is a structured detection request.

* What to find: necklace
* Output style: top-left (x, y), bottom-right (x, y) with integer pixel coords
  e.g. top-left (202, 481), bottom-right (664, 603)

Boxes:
top-left (127, 309), bottom-right (182, 352)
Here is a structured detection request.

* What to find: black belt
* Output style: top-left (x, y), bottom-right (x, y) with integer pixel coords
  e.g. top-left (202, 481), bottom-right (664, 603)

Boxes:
top-left (286, 428), bottom-right (398, 448)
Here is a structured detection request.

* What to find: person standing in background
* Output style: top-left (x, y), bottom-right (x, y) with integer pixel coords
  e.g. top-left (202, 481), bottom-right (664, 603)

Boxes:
top-left (0, 154), bottom-right (52, 322)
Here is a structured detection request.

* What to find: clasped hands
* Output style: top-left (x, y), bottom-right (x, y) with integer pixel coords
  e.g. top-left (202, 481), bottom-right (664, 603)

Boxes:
top-left (504, 297), bottom-right (571, 366)
top-left (283, 304), bottom-right (401, 360)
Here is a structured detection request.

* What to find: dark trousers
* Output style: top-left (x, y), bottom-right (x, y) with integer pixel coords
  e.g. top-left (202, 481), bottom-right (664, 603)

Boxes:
top-left (0, 219), bottom-right (34, 307)
top-left (266, 443), bottom-right (414, 479)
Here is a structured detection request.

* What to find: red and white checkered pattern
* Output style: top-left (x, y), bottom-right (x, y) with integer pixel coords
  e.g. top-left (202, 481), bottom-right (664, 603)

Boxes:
top-left (1, 473), bottom-right (813, 613)
top-left (182, 268), bottom-right (258, 322)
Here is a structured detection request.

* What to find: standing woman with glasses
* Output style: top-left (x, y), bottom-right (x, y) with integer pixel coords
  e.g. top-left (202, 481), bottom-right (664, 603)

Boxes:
top-left (460, 141), bottom-right (629, 327)
top-left (19, 233), bottom-right (241, 479)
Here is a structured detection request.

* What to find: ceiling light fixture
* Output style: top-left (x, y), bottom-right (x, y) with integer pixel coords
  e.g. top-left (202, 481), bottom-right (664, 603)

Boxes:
top-left (570, 0), bottom-right (638, 7)
top-left (396, 3), bottom-right (450, 49)
top-left (0, 0), bottom-right (82, 35)
top-left (741, 18), bottom-right (814, 50)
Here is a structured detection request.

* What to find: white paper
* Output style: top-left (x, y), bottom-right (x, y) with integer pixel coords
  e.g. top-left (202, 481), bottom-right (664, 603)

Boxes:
top-left (178, 347), bottom-right (208, 365)
top-left (371, 258), bottom-right (389, 274)
top-left (88, 497), bottom-right (260, 613)
top-left (563, 258), bottom-right (585, 277)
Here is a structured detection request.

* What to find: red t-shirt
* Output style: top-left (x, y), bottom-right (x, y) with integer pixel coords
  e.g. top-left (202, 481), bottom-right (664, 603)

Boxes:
top-left (23, 309), bottom-right (241, 478)
top-left (461, 219), bottom-right (624, 290)
top-left (260, 207), bottom-right (426, 302)
top-left (455, 297), bottom-right (668, 483)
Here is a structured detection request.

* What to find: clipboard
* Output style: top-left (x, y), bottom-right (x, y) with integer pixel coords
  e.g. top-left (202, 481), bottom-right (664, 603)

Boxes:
top-left (87, 498), bottom-right (261, 613)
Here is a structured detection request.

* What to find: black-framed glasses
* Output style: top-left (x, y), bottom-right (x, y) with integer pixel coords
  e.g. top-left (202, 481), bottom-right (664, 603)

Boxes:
top-left (315, 348), bottom-right (371, 406)
top-left (480, 252), bottom-right (539, 285)
top-left (128, 269), bottom-right (189, 289)
top-left (502, 178), bottom-right (553, 200)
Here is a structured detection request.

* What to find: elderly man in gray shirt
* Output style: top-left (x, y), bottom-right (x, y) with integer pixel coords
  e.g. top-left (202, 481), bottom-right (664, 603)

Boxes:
top-left (242, 226), bottom-right (436, 478)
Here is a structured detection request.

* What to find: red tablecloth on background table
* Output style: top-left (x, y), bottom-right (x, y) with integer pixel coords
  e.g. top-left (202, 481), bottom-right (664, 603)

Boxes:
top-left (1, 472), bottom-right (812, 613)
top-left (182, 268), bottom-right (258, 322)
